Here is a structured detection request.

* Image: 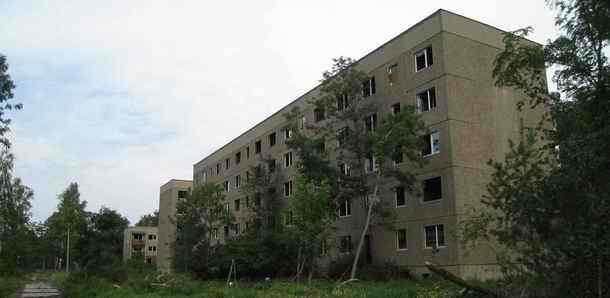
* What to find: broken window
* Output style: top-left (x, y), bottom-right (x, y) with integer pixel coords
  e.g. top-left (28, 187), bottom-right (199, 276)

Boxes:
top-left (246, 146), bottom-right (250, 159)
top-left (417, 87), bottom-right (437, 112)
top-left (415, 46), bottom-right (433, 72)
top-left (393, 146), bottom-right (403, 164)
top-left (234, 175), bottom-right (241, 189)
top-left (269, 132), bottom-right (277, 147)
top-left (424, 224), bottom-right (445, 248)
top-left (178, 190), bottom-right (188, 199)
top-left (423, 176), bottom-right (442, 202)
top-left (362, 76), bottom-right (376, 97)
top-left (235, 152), bottom-right (241, 164)
top-left (216, 163), bottom-right (221, 175)
top-left (223, 180), bottom-right (230, 192)
top-left (339, 163), bottom-right (351, 177)
top-left (284, 128), bottom-right (292, 140)
top-left (337, 127), bottom-right (348, 148)
top-left (422, 131), bottom-right (440, 156)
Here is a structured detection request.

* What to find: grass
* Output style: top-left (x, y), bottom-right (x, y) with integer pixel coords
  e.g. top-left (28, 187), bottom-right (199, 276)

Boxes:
top-left (0, 274), bottom-right (28, 298)
top-left (58, 275), bottom-right (459, 298)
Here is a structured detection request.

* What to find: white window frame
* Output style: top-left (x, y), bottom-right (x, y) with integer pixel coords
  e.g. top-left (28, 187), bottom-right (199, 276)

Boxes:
top-left (339, 199), bottom-right (352, 217)
top-left (284, 180), bottom-right (293, 198)
top-left (284, 128), bottom-right (292, 140)
top-left (339, 163), bottom-right (351, 176)
top-left (422, 131), bottom-right (440, 157)
top-left (362, 77), bottom-right (376, 97)
top-left (395, 186), bottom-right (406, 208)
top-left (284, 151), bottom-right (293, 168)
top-left (424, 224), bottom-right (446, 249)
top-left (223, 180), bottom-right (230, 192)
top-left (396, 228), bottom-right (408, 251)
top-left (337, 94), bottom-right (349, 110)
top-left (202, 171), bottom-right (207, 183)
top-left (300, 116), bottom-right (306, 129)
top-left (415, 46), bottom-right (433, 72)
top-left (416, 87), bottom-right (437, 113)
top-left (234, 175), bottom-right (241, 189)
top-left (365, 154), bottom-right (378, 173)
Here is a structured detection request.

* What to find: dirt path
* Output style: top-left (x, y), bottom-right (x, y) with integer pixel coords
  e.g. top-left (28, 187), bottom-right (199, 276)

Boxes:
top-left (16, 280), bottom-right (61, 298)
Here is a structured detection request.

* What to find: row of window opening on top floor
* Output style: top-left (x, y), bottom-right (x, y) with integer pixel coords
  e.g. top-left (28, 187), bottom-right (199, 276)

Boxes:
top-left (196, 46), bottom-right (435, 182)
top-left (198, 125), bottom-right (440, 187)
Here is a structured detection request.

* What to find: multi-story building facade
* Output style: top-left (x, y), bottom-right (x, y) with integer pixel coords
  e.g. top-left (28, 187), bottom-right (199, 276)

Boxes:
top-left (184, 9), bottom-right (546, 279)
top-left (157, 179), bottom-right (192, 272)
top-left (123, 226), bottom-right (159, 265)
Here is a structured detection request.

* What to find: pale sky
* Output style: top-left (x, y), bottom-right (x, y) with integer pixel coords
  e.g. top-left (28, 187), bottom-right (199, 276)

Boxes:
top-left (0, 1), bottom-right (559, 224)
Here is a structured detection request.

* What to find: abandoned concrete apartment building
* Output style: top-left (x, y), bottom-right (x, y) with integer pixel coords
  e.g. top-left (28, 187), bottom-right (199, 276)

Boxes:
top-left (157, 9), bottom-right (546, 278)
top-left (123, 226), bottom-right (159, 265)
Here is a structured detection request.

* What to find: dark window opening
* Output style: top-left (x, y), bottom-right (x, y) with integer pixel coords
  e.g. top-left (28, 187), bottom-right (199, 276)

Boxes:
top-left (235, 152), bottom-right (241, 164)
top-left (314, 107), bottom-right (325, 122)
top-left (269, 132), bottom-right (276, 147)
top-left (415, 46), bottom-right (433, 71)
top-left (397, 229), bottom-right (407, 250)
top-left (423, 177), bottom-right (442, 202)
top-left (391, 102), bottom-right (401, 115)
top-left (395, 186), bottom-right (406, 206)
top-left (362, 77), bottom-right (376, 97)
top-left (255, 141), bottom-right (262, 153)
top-left (365, 113), bottom-right (377, 132)
top-left (417, 87), bottom-right (437, 112)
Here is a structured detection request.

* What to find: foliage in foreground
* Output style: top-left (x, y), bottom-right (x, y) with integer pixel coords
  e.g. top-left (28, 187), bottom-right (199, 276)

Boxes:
top-left (0, 274), bottom-right (27, 298)
top-left (60, 271), bottom-right (459, 298)
top-left (463, 0), bottom-right (610, 297)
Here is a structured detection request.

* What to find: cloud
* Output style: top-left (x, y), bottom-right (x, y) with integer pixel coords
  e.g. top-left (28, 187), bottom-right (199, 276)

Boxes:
top-left (0, 0), bottom-right (559, 223)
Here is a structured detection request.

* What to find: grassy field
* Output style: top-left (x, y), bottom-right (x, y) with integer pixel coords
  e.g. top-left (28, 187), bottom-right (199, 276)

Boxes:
top-left (0, 274), bottom-right (28, 298)
top-left (58, 275), bottom-right (459, 298)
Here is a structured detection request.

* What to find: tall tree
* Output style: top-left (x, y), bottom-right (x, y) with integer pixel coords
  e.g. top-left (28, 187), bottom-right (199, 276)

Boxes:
top-left (80, 207), bottom-right (129, 274)
top-left (0, 54), bottom-right (22, 149)
top-left (0, 151), bottom-right (34, 273)
top-left (464, 1), bottom-right (609, 296)
top-left (136, 210), bottom-right (159, 227)
top-left (286, 57), bottom-right (426, 280)
top-left (175, 183), bottom-right (231, 275)
top-left (46, 183), bottom-right (88, 271)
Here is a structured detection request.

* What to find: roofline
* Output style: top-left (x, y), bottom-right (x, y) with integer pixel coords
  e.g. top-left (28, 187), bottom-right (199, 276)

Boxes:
top-left (193, 8), bottom-right (540, 168)
top-left (160, 179), bottom-right (193, 190)
top-left (192, 8), bottom-right (443, 168)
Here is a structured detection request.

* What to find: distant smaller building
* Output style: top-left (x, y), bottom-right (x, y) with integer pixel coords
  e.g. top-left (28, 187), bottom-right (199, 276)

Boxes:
top-left (123, 226), bottom-right (159, 265)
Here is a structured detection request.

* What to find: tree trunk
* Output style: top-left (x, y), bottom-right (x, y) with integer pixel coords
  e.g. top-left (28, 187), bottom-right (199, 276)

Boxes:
top-left (598, 257), bottom-right (603, 298)
top-left (308, 258), bottom-right (314, 284)
top-left (349, 171), bottom-right (381, 280)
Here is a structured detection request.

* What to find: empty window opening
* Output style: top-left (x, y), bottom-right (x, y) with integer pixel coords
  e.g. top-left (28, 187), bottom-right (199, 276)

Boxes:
top-left (339, 199), bottom-right (352, 217)
top-left (417, 87), bottom-right (437, 112)
top-left (362, 77), bottom-right (376, 97)
top-left (395, 186), bottom-right (406, 207)
top-left (284, 180), bottom-right (293, 197)
top-left (314, 107), bottom-right (325, 122)
top-left (269, 132), bottom-right (277, 147)
top-left (424, 224), bottom-right (445, 248)
top-left (365, 113), bottom-right (377, 132)
top-left (415, 46), bottom-right (433, 72)
top-left (255, 141), bottom-right (262, 153)
top-left (397, 229), bottom-right (407, 250)
top-left (422, 131), bottom-right (440, 157)
top-left (423, 177), bottom-right (442, 202)
top-left (284, 152), bottom-right (293, 168)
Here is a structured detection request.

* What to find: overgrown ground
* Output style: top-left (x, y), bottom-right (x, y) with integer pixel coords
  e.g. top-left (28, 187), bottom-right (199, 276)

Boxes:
top-left (51, 271), bottom-right (460, 298)
top-left (0, 274), bottom-right (28, 298)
